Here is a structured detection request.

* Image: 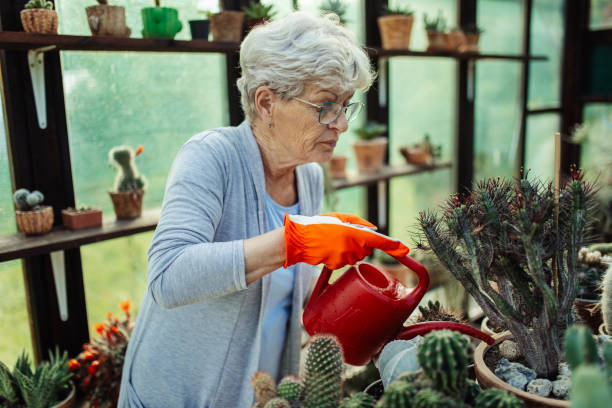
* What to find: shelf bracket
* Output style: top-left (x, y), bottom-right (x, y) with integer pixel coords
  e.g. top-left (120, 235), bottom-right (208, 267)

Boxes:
top-left (50, 250), bottom-right (69, 322)
top-left (27, 45), bottom-right (56, 129)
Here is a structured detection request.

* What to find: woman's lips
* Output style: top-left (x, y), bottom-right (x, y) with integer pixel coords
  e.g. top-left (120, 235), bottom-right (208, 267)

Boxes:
top-left (321, 140), bottom-right (337, 148)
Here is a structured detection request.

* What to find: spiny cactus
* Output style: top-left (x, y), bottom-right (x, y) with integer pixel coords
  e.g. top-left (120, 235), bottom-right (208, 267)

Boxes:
top-left (109, 145), bottom-right (146, 192)
top-left (276, 375), bottom-right (303, 403)
top-left (263, 397), bottom-right (291, 408)
top-left (375, 380), bottom-right (417, 408)
top-left (564, 325), bottom-right (599, 370)
top-left (251, 371), bottom-right (277, 407)
top-left (570, 365), bottom-right (612, 408)
top-left (24, 0), bottom-right (54, 10)
top-left (396, 370), bottom-right (432, 391)
top-left (415, 300), bottom-right (463, 323)
top-left (412, 388), bottom-right (457, 408)
top-left (602, 264), bottom-right (612, 334)
top-left (474, 388), bottom-right (524, 408)
top-left (303, 335), bottom-right (344, 408)
top-left (463, 379), bottom-right (481, 406)
top-left (339, 392), bottom-right (376, 408)
top-left (13, 188), bottom-right (44, 211)
top-left (416, 330), bottom-right (469, 396)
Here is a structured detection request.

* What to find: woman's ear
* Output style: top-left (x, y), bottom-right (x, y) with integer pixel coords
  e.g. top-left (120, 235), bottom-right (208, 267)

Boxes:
top-left (254, 86), bottom-right (276, 121)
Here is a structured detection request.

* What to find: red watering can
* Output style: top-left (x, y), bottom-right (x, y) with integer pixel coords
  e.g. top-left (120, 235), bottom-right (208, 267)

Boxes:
top-left (303, 253), bottom-right (494, 366)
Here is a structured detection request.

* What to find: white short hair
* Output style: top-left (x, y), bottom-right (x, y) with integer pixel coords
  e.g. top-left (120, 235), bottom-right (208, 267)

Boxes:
top-left (237, 11), bottom-right (375, 123)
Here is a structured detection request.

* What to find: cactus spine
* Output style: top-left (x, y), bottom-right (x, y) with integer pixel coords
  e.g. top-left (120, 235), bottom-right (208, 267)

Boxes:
top-left (474, 388), bottom-right (524, 408)
top-left (412, 389), bottom-right (458, 408)
top-left (303, 335), bottom-right (344, 408)
top-left (375, 380), bottom-right (417, 408)
top-left (416, 330), bottom-right (469, 396)
top-left (251, 371), bottom-right (277, 407)
top-left (339, 392), bottom-right (375, 408)
top-left (109, 146), bottom-right (146, 192)
top-left (564, 325), bottom-right (598, 370)
top-left (263, 397), bottom-right (291, 408)
top-left (602, 264), bottom-right (612, 334)
top-left (276, 375), bottom-right (303, 403)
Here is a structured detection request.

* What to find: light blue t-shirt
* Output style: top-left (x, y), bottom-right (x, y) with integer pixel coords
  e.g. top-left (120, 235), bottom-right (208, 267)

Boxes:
top-left (259, 192), bottom-right (299, 381)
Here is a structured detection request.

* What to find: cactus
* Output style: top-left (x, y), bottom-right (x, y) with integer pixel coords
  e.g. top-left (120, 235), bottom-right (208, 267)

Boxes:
top-left (415, 300), bottom-right (463, 323)
top-left (418, 169), bottom-right (596, 377)
top-left (108, 145), bottom-right (146, 193)
top-left (564, 325), bottom-right (599, 370)
top-left (412, 389), bottom-right (457, 408)
top-left (416, 330), bottom-right (469, 396)
top-left (396, 370), bottom-right (432, 391)
top-left (24, 0), bottom-right (54, 10)
top-left (276, 375), bottom-right (303, 403)
top-left (602, 264), bottom-right (612, 334)
top-left (339, 392), bottom-right (375, 408)
top-left (570, 365), bottom-right (612, 408)
top-left (251, 371), bottom-right (277, 407)
top-left (463, 379), bottom-right (481, 406)
top-left (303, 335), bottom-right (344, 408)
top-left (375, 380), bottom-right (417, 408)
top-left (263, 397), bottom-right (291, 408)
top-left (13, 189), bottom-right (44, 211)
top-left (474, 388), bottom-right (524, 408)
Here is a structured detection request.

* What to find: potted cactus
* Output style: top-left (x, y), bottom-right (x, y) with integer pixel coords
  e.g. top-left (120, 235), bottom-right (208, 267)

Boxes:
top-left (13, 188), bottom-right (54, 235)
top-left (447, 28), bottom-right (467, 52)
top-left (424, 10), bottom-right (448, 52)
top-left (141, 0), bottom-right (183, 39)
top-left (61, 206), bottom-right (103, 230)
top-left (377, 5), bottom-right (414, 50)
top-left (418, 168), bottom-right (596, 405)
top-left (108, 145), bottom-right (146, 219)
top-left (20, 0), bottom-right (58, 35)
top-left (242, 0), bottom-right (276, 33)
top-left (399, 133), bottom-right (441, 166)
top-left (86, 0), bottom-right (131, 38)
top-left (352, 121), bottom-right (388, 174)
top-left (459, 23), bottom-right (484, 53)
top-left (189, 9), bottom-right (211, 40)
top-left (209, 2), bottom-right (245, 42)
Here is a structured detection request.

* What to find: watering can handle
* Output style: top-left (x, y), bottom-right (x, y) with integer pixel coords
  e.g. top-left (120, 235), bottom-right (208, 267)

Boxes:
top-left (392, 254), bottom-right (430, 307)
top-left (309, 265), bottom-right (334, 301)
top-left (396, 321), bottom-right (495, 345)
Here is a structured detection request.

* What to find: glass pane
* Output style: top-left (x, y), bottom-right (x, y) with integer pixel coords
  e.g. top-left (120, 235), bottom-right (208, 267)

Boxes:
top-left (590, 0), bottom-right (612, 30)
top-left (528, 0), bottom-right (564, 109)
top-left (477, 0), bottom-right (523, 55)
top-left (474, 61), bottom-right (522, 179)
top-left (524, 113), bottom-right (561, 181)
top-left (580, 104), bottom-right (612, 177)
top-left (587, 45), bottom-right (612, 95)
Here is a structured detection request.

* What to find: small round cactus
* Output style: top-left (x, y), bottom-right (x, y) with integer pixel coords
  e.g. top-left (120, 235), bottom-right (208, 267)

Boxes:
top-left (475, 388), bottom-right (524, 408)
top-left (375, 380), bottom-right (417, 408)
top-left (339, 392), bottom-right (375, 408)
top-left (412, 389), bottom-right (458, 408)
top-left (417, 330), bottom-right (469, 396)
top-left (277, 375), bottom-right (303, 403)
top-left (251, 371), bottom-right (277, 407)
top-left (263, 397), bottom-right (291, 408)
top-left (396, 370), bottom-right (432, 391)
top-left (13, 188), bottom-right (44, 211)
top-left (463, 379), bottom-right (482, 406)
top-left (24, 0), bottom-right (54, 10)
top-left (303, 335), bottom-right (344, 408)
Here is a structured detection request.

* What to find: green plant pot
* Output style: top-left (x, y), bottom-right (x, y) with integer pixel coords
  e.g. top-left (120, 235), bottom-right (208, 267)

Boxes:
top-left (141, 7), bottom-right (182, 39)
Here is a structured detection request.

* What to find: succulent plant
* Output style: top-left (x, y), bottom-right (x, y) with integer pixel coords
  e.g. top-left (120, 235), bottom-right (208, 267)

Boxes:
top-left (338, 391), bottom-right (375, 408)
top-left (463, 379), bottom-right (481, 406)
top-left (375, 379), bottom-right (417, 408)
top-left (242, 0), bottom-right (276, 20)
top-left (602, 264), bottom-right (612, 334)
top-left (354, 122), bottom-right (387, 141)
top-left (13, 188), bottom-right (44, 211)
top-left (263, 397), bottom-right (291, 408)
top-left (423, 11), bottom-right (447, 33)
top-left (24, 0), bottom-right (54, 10)
top-left (412, 388), bottom-right (457, 408)
top-left (303, 335), bottom-right (344, 408)
top-left (276, 375), bottom-right (303, 403)
top-left (109, 145), bottom-right (146, 193)
top-left (564, 325), bottom-right (599, 370)
top-left (415, 300), bottom-right (463, 323)
top-left (319, 0), bottom-right (348, 23)
top-left (251, 371), bottom-right (277, 407)
top-left (474, 388), bottom-right (524, 408)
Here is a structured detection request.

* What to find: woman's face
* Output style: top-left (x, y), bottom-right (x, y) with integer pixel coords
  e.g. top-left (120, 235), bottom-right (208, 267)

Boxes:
top-left (273, 84), bottom-right (354, 164)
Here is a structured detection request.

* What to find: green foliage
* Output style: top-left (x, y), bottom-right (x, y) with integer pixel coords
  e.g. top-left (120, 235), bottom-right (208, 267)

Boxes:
top-left (263, 397), bottom-right (291, 408)
top-left (252, 371), bottom-right (277, 407)
top-left (474, 388), bottom-right (524, 408)
top-left (12, 188), bottom-right (44, 211)
top-left (109, 145), bottom-right (147, 193)
top-left (570, 365), bottom-right (612, 408)
top-left (276, 375), bottom-right (303, 403)
top-left (418, 134), bottom-right (442, 159)
top-left (319, 0), bottom-right (348, 23)
top-left (24, 0), bottom-right (54, 10)
top-left (603, 264), bottom-right (612, 333)
top-left (416, 330), bottom-right (469, 397)
top-left (423, 11), bottom-right (447, 32)
top-left (303, 335), bottom-right (344, 408)
top-left (462, 23), bottom-right (484, 34)
top-left (412, 388), bottom-right (457, 408)
top-left (354, 122), bottom-right (387, 141)
top-left (564, 325), bottom-right (599, 370)
top-left (376, 379), bottom-right (417, 408)
top-left (338, 391), bottom-right (375, 408)
top-left (381, 5), bottom-right (414, 16)
top-left (242, 1), bottom-right (277, 20)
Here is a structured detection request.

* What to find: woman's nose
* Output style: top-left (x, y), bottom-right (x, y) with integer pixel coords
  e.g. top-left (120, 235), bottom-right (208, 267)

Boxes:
top-left (328, 111), bottom-right (349, 133)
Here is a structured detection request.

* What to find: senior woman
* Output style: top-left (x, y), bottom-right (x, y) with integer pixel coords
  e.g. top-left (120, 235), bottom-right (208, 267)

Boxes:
top-left (118, 11), bottom-right (408, 408)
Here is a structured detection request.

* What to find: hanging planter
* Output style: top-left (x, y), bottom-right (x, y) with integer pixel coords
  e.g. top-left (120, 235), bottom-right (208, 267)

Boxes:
top-left (86, 0), bottom-right (131, 38)
top-left (209, 10), bottom-right (244, 42)
top-left (20, 0), bottom-right (59, 35)
top-left (141, 0), bottom-right (183, 40)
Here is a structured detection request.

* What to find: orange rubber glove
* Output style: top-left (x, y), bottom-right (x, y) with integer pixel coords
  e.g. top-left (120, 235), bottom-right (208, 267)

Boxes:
top-left (283, 213), bottom-right (409, 270)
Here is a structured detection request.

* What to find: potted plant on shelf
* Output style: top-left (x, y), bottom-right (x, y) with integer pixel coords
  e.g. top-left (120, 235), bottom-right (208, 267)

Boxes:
top-left (377, 5), bottom-right (414, 50)
top-left (69, 301), bottom-right (133, 408)
top-left (86, 0), bottom-right (131, 38)
top-left (242, 1), bottom-right (276, 33)
top-left (418, 168), bottom-right (596, 406)
top-left (141, 0), bottom-right (183, 40)
top-left (209, 3), bottom-right (245, 42)
top-left (21, 0), bottom-right (58, 35)
top-left (459, 23), bottom-right (484, 53)
top-left (61, 206), bottom-right (103, 231)
top-left (399, 133), bottom-right (441, 166)
top-left (424, 10), bottom-right (447, 52)
top-left (189, 9), bottom-right (211, 40)
top-left (108, 145), bottom-right (146, 220)
top-left (352, 121), bottom-right (388, 174)
top-left (319, 0), bottom-right (348, 25)
top-left (0, 348), bottom-right (75, 408)
top-left (13, 188), bottom-right (54, 235)
top-left (447, 27), bottom-right (467, 52)
top-left (327, 155), bottom-right (347, 179)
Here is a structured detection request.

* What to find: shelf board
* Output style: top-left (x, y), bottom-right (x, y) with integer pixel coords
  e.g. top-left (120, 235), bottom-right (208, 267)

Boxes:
top-left (367, 47), bottom-right (547, 61)
top-left (0, 31), bottom-right (240, 53)
top-left (0, 208), bottom-right (160, 262)
top-left (332, 162), bottom-right (452, 190)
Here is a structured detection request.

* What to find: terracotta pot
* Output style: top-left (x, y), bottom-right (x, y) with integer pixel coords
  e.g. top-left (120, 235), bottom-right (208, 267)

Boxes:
top-left (61, 208), bottom-right (103, 230)
top-left (474, 332), bottom-right (570, 408)
top-left (447, 30), bottom-right (466, 52)
top-left (352, 138), bottom-right (387, 174)
top-left (86, 5), bottom-right (131, 37)
top-left (51, 382), bottom-right (76, 408)
top-left (328, 155), bottom-right (347, 179)
top-left (20, 9), bottom-right (58, 34)
top-left (399, 146), bottom-right (431, 165)
top-left (15, 206), bottom-right (54, 235)
top-left (377, 15), bottom-right (414, 50)
top-left (109, 190), bottom-right (144, 219)
top-left (573, 297), bottom-right (602, 333)
top-left (459, 33), bottom-right (480, 53)
top-left (426, 31), bottom-right (447, 52)
top-left (210, 11), bottom-right (244, 42)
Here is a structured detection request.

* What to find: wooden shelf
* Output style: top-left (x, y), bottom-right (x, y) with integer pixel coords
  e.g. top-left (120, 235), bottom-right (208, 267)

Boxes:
top-left (0, 31), bottom-right (240, 53)
top-left (331, 162), bottom-right (452, 190)
top-left (367, 47), bottom-right (547, 61)
top-left (0, 208), bottom-right (160, 262)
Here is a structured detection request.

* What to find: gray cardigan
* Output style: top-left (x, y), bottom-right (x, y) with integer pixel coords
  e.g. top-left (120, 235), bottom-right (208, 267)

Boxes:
top-left (117, 121), bottom-right (323, 408)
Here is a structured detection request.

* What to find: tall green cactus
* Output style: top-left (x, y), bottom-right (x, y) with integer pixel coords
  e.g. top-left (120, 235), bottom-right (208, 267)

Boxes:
top-left (416, 330), bottom-right (469, 397)
top-left (602, 264), bottom-right (612, 334)
top-left (338, 392), bottom-right (375, 408)
top-left (303, 335), bottom-right (344, 408)
top-left (251, 371), bottom-right (277, 407)
top-left (564, 325), bottom-right (598, 370)
top-left (109, 146), bottom-right (146, 192)
top-left (570, 365), bottom-right (612, 408)
top-left (474, 389), bottom-right (524, 408)
top-left (276, 375), bottom-right (303, 403)
top-left (375, 380), bottom-right (417, 408)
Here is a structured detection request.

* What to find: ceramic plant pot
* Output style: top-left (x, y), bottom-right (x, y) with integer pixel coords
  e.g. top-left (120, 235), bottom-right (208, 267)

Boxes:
top-left (447, 30), bottom-right (466, 51)
top-left (189, 19), bottom-right (210, 40)
top-left (328, 155), bottom-right (347, 179)
top-left (86, 5), bottom-right (131, 37)
top-left (20, 9), bottom-right (58, 34)
top-left (141, 7), bottom-right (183, 39)
top-left (377, 15), bottom-right (414, 50)
top-left (426, 31), bottom-right (447, 52)
top-left (459, 33), bottom-right (480, 53)
top-left (15, 206), bottom-right (54, 235)
top-left (399, 146), bottom-right (431, 165)
top-left (352, 138), bottom-right (388, 174)
top-left (109, 190), bottom-right (144, 219)
top-left (61, 208), bottom-right (103, 230)
top-left (209, 11), bottom-right (244, 42)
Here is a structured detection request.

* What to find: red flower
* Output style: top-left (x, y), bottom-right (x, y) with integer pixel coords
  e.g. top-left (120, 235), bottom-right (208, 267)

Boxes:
top-left (94, 323), bottom-right (105, 335)
top-left (119, 300), bottom-right (131, 312)
top-left (83, 350), bottom-right (96, 361)
top-left (88, 360), bottom-right (100, 374)
top-left (68, 359), bottom-right (80, 371)
top-left (135, 145), bottom-right (144, 156)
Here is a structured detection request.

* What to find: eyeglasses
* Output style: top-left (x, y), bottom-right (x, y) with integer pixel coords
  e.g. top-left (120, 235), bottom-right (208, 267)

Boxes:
top-left (292, 97), bottom-right (364, 125)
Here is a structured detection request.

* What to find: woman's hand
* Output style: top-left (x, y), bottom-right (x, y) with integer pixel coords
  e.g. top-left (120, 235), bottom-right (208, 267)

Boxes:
top-left (283, 213), bottom-right (409, 270)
